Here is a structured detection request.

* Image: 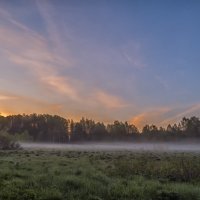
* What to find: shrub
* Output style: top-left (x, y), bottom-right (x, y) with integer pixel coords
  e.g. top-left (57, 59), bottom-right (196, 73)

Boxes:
top-left (0, 131), bottom-right (21, 150)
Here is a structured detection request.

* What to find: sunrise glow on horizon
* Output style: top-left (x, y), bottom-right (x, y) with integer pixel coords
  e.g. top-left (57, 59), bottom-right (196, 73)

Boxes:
top-left (0, 0), bottom-right (200, 128)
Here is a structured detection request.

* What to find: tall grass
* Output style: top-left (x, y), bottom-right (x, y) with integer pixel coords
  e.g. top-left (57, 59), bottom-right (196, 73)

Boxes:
top-left (0, 150), bottom-right (200, 199)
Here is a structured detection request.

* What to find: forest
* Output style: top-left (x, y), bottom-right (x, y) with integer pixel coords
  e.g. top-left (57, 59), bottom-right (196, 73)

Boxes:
top-left (0, 114), bottom-right (200, 143)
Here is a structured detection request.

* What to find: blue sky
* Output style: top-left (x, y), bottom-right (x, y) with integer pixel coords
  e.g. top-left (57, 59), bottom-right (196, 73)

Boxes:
top-left (0, 0), bottom-right (200, 128)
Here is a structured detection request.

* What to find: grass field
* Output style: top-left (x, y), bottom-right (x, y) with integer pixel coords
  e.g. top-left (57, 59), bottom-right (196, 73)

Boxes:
top-left (0, 149), bottom-right (200, 200)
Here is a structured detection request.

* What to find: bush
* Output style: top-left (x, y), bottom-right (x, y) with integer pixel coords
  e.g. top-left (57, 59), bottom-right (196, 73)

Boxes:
top-left (0, 131), bottom-right (21, 150)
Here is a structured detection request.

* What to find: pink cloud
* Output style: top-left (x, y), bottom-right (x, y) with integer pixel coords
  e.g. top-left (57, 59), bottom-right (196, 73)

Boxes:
top-left (94, 91), bottom-right (129, 109)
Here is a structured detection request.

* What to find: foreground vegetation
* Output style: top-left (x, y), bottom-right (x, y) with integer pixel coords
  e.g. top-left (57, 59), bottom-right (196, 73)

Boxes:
top-left (0, 131), bottom-right (20, 150)
top-left (0, 149), bottom-right (200, 200)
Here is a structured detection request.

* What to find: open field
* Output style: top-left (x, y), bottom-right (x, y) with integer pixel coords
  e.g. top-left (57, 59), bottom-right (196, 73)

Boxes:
top-left (0, 148), bottom-right (200, 200)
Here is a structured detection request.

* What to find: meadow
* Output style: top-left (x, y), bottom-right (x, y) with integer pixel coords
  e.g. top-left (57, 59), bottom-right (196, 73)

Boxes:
top-left (0, 148), bottom-right (200, 200)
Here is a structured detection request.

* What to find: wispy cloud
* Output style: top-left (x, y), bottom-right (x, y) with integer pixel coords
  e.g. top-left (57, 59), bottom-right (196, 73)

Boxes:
top-left (0, 6), bottom-right (77, 101)
top-left (94, 90), bottom-right (129, 109)
top-left (1, 34), bottom-right (76, 100)
top-left (0, 95), bottom-right (18, 100)
top-left (131, 103), bottom-right (200, 129)
top-left (131, 107), bottom-right (170, 129)
top-left (35, 0), bottom-right (69, 57)
top-left (42, 76), bottom-right (79, 101)
top-left (121, 41), bottom-right (146, 69)
top-left (2, 1), bottom-right (198, 126)
top-left (0, 9), bottom-right (131, 116)
top-left (0, 8), bottom-right (44, 40)
top-left (160, 103), bottom-right (200, 126)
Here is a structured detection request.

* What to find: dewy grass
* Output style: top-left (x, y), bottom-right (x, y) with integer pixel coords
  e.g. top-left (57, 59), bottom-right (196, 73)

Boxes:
top-left (0, 150), bottom-right (200, 200)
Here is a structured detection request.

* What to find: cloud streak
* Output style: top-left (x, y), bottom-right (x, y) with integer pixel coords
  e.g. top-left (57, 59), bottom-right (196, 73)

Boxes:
top-left (0, 95), bottom-right (18, 101)
top-left (95, 91), bottom-right (129, 109)
top-left (0, 7), bottom-right (77, 100)
top-left (121, 41), bottom-right (146, 69)
top-left (42, 76), bottom-right (79, 101)
top-left (131, 103), bottom-right (200, 129)
top-left (0, 7), bottom-right (130, 120)
top-left (160, 103), bottom-right (200, 126)
top-left (131, 107), bottom-right (171, 129)
top-left (0, 1), bottom-right (199, 125)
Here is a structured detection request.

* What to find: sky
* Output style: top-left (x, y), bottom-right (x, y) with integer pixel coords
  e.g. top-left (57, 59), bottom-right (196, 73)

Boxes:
top-left (0, 0), bottom-right (200, 128)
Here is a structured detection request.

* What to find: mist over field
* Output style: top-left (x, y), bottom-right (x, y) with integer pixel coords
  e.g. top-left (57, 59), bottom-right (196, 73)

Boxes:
top-left (21, 142), bottom-right (200, 152)
top-left (1, 1), bottom-right (200, 199)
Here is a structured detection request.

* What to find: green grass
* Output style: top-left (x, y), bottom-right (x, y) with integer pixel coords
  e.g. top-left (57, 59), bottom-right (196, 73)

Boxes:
top-left (0, 149), bottom-right (200, 200)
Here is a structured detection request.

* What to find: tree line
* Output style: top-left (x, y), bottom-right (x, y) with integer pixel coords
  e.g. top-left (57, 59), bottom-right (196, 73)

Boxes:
top-left (0, 114), bottom-right (200, 143)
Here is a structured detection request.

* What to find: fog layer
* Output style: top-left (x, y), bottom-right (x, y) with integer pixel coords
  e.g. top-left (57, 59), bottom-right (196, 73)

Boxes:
top-left (21, 142), bottom-right (200, 152)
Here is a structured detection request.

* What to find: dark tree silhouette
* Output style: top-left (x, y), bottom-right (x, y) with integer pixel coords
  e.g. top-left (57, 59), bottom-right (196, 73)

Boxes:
top-left (0, 114), bottom-right (199, 142)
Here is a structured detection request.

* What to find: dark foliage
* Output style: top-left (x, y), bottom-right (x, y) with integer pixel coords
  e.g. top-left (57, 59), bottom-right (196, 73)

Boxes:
top-left (0, 114), bottom-right (200, 142)
top-left (0, 131), bottom-right (20, 150)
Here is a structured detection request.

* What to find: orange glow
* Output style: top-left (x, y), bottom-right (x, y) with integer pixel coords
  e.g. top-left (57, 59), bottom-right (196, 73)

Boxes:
top-left (0, 112), bottom-right (11, 117)
top-left (130, 107), bottom-right (171, 130)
